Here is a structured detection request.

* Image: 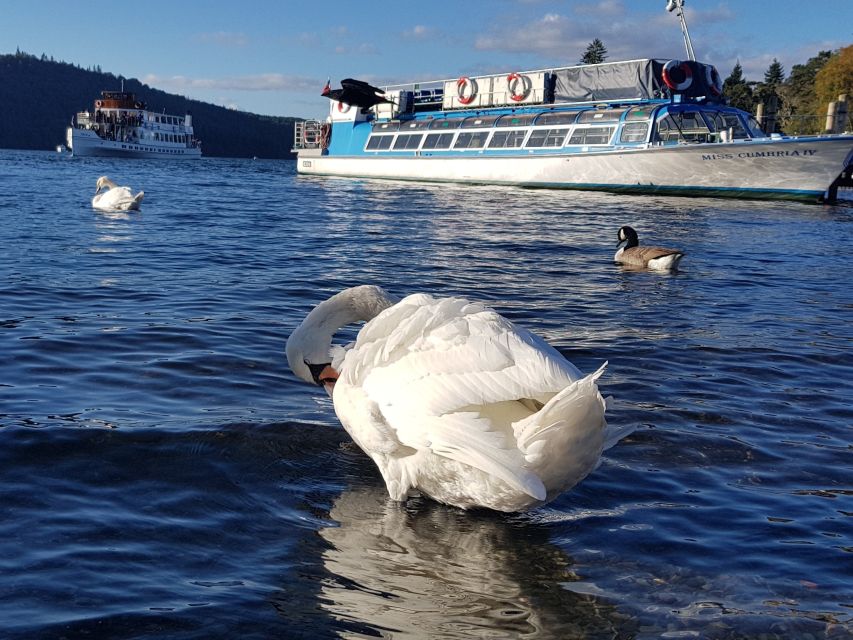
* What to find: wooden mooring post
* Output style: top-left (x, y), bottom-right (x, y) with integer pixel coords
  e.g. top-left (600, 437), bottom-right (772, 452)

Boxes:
top-left (824, 94), bottom-right (849, 134)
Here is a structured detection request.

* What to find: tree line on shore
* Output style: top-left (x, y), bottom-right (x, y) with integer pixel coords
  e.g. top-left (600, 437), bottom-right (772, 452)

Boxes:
top-left (0, 51), bottom-right (299, 158)
top-left (581, 41), bottom-right (852, 134)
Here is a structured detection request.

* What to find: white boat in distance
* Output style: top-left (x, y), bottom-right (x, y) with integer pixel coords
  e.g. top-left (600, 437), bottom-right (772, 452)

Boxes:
top-left (67, 90), bottom-right (201, 159)
top-left (294, 59), bottom-right (853, 203)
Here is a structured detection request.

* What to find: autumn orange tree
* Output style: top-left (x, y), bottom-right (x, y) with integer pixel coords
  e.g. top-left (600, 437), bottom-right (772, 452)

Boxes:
top-left (814, 45), bottom-right (853, 131)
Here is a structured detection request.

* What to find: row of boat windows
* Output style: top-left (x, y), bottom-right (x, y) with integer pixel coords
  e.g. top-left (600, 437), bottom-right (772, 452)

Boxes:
top-left (365, 109), bottom-right (760, 152)
top-left (373, 106), bottom-right (654, 133)
top-left (366, 124), bottom-right (631, 151)
top-left (120, 145), bottom-right (189, 153)
top-left (140, 132), bottom-right (189, 143)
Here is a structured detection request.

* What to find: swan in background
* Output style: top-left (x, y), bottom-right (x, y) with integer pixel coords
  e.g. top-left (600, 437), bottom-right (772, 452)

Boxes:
top-left (614, 225), bottom-right (684, 270)
top-left (92, 176), bottom-right (144, 212)
top-left (286, 285), bottom-right (627, 512)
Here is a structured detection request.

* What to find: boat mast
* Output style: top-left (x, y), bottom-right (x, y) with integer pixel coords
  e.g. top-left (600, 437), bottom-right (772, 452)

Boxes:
top-left (666, 0), bottom-right (696, 61)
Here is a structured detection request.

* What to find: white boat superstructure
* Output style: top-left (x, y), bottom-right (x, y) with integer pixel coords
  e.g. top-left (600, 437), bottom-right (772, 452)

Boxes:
top-left (67, 90), bottom-right (201, 159)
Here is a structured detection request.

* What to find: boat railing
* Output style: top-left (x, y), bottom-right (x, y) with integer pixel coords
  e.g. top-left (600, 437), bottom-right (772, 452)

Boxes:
top-left (294, 119), bottom-right (325, 149)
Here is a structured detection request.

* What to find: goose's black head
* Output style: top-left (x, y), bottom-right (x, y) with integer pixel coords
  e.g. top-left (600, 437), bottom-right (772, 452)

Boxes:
top-left (617, 225), bottom-right (639, 248)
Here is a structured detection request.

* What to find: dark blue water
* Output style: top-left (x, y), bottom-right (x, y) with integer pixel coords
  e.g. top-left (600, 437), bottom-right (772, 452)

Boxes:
top-left (1, 149), bottom-right (851, 639)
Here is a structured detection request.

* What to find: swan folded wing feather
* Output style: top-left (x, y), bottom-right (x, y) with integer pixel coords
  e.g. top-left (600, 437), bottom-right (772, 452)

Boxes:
top-left (395, 412), bottom-right (546, 501)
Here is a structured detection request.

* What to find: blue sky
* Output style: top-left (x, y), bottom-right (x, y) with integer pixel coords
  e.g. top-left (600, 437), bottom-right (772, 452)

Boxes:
top-left (2, 0), bottom-right (850, 118)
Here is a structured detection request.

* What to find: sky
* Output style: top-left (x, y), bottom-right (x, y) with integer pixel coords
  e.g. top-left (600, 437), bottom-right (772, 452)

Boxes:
top-left (2, 0), bottom-right (851, 119)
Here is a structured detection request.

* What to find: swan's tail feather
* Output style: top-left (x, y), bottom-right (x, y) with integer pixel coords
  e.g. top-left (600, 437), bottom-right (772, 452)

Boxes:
top-left (514, 363), bottom-right (610, 492)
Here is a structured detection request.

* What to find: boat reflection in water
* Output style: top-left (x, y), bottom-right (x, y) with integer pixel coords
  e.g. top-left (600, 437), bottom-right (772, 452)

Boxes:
top-left (314, 485), bottom-right (628, 638)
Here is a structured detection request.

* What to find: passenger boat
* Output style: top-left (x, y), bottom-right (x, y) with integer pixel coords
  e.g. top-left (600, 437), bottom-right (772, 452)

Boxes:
top-left (67, 90), bottom-right (202, 159)
top-left (294, 59), bottom-right (853, 202)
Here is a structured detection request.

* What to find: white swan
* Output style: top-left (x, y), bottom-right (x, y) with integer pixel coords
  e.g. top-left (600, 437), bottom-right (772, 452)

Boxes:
top-left (286, 285), bottom-right (624, 512)
top-left (92, 176), bottom-right (144, 212)
top-left (614, 225), bottom-right (684, 270)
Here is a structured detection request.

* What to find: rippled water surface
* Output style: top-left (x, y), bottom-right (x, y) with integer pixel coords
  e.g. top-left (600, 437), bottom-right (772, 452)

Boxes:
top-left (1, 149), bottom-right (851, 639)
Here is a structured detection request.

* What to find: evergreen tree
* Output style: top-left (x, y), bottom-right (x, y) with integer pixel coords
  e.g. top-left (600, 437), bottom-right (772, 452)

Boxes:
top-left (581, 39), bottom-right (608, 64)
top-left (723, 62), bottom-right (754, 113)
top-left (764, 58), bottom-right (785, 85)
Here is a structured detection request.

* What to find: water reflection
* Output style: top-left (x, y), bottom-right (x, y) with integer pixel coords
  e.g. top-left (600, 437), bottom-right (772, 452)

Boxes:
top-left (317, 486), bottom-right (631, 638)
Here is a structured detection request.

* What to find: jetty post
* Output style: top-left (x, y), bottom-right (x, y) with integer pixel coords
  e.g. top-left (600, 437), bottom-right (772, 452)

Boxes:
top-left (824, 94), bottom-right (849, 134)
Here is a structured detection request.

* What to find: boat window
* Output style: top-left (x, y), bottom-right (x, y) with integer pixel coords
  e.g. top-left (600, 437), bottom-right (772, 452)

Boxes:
top-left (625, 106), bottom-right (655, 121)
top-left (577, 108), bottom-right (627, 123)
top-left (568, 126), bottom-right (615, 145)
top-left (488, 129), bottom-right (527, 148)
top-left (399, 120), bottom-right (432, 131)
top-left (702, 111), bottom-right (752, 139)
top-left (453, 131), bottom-right (490, 149)
top-left (422, 132), bottom-right (455, 149)
top-left (429, 118), bottom-right (463, 130)
top-left (373, 121), bottom-right (400, 132)
top-left (656, 110), bottom-right (712, 143)
top-left (526, 128), bottom-right (570, 148)
top-left (366, 134), bottom-right (394, 150)
top-left (620, 122), bottom-right (649, 143)
top-left (745, 116), bottom-right (765, 138)
top-left (461, 115), bottom-right (500, 128)
top-left (495, 114), bottom-right (537, 128)
top-left (393, 134), bottom-right (424, 150)
top-left (534, 112), bottom-right (579, 126)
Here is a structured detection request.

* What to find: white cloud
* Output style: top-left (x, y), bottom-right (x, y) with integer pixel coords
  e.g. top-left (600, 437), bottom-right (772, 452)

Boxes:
top-left (402, 24), bottom-right (434, 40)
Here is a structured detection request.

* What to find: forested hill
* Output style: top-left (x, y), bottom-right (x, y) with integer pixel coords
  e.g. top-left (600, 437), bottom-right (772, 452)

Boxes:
top-left (0, 52), bottom-right (300, 158)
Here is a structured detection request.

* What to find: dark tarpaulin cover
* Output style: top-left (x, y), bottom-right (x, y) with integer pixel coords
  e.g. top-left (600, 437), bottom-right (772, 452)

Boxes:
top-left (551, 59), bottom-right (723, 103)
top-left (552, 59), bottom-right (665, 103)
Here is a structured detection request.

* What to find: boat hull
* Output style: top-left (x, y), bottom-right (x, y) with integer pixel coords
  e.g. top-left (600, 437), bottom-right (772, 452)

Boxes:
top-left (297, 137), bottom-right (853, 201)
top-left (68, 128), bottom-right (201, 159)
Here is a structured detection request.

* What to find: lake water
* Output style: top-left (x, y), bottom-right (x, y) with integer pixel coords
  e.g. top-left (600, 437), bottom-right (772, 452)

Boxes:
top-left (0, 149), bottom-right (851, 639)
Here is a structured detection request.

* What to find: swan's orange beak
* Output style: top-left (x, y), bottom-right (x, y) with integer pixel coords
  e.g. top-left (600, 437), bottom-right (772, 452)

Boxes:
top-left (319, 365), bottom-right (338, 393)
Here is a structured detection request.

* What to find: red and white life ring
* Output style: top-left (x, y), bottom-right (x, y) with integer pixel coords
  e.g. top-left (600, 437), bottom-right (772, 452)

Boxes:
top-left (337, 101), bottom-right (351, 113)
top-left (705, 65), bottom-right (723, 96)
top-left (456, 76), bottom-right (478, 105)
top-left (662, 59), bottom-right (693, 92)
top-left (95, 100), bottom-right (102, 108)
top-left (507, 72), bottom-right (530, 102)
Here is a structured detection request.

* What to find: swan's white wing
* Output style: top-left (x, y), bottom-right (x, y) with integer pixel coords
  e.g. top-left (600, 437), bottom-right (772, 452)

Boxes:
top-left (93, 186), bottom-right (141, 211)
top-left (335, 294), bottom-right (582, 500)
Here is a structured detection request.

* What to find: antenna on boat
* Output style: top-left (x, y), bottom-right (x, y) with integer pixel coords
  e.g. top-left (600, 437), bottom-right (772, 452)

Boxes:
top-left (666, 0), bottom-right (696, 61)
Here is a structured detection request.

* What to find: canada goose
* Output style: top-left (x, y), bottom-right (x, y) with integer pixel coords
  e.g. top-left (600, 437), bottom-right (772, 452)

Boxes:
top-left (286, 285), bottom-right (627, 512)
top-left (614, 225), bottom-right (684, 270)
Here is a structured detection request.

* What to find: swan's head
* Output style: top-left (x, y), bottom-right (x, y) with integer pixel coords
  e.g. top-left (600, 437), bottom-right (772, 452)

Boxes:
top-left (617, 225), bottom-right (638, 248)
top-left (286, 285), bottom-right (396, 389)
top-left (95, 176), bottom-right (117, 194)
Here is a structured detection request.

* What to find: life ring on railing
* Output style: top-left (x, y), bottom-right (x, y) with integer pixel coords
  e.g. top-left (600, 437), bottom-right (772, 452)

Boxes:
top-left (507, 72), bottom-right (530, 102)
top-left (95, 100), bottom-right (102, 108)
top-left (134, 101), bottom-right (143, 109)
top-left (662, 59), bottom-right (693, 92)
top-left (337, 101), bottom-right (351, 114)
top-left (705, 65), bottom-right (723, 96)
top-left (456, 76), bottom-right (478, 105)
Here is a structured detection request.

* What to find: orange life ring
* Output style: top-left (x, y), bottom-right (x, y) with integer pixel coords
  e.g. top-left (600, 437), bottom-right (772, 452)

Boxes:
top-left (662, 60), bottom-right (693, 92)
top-left (95, 100), bottom-right (102, 108)
top-left (456, 77), bottom-right (477, 105)
top-left (507, 72), bottom-right (530, 102)
top-left (705, 65), bottom-right (722, 96)
top-left (337, 101), bottom-right (351, 113)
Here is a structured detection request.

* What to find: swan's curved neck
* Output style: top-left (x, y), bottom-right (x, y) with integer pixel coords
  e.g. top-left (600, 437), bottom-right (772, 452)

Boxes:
top-left (286, 286), bottom-right (396, 383)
